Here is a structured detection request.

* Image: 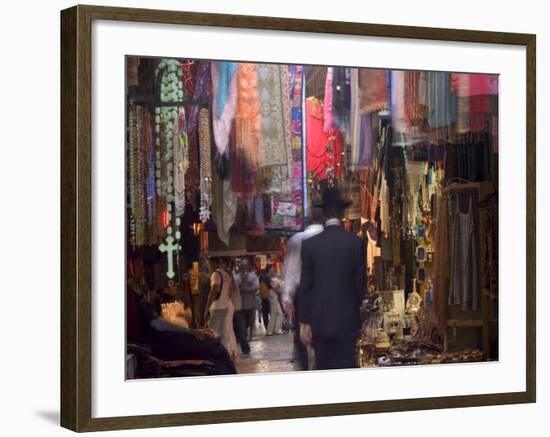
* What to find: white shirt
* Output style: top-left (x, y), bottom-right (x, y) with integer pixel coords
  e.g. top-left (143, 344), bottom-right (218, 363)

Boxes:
top-left (282, 224), bottom-right (324, 303)
top-left (324, 218), bottom-right (342, 227)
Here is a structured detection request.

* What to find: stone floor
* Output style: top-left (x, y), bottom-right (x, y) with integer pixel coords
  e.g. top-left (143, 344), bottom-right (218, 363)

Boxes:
top-left (235, 322), bottom-right (297, 375)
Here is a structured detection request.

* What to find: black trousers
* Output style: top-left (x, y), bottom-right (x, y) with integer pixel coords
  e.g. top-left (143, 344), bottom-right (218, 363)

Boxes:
top-left (241, 308), bottom-right (256, 340)
top-left (293, 293), bottom-right (309, 371)
top-left (312, 336), bottom-right (358, 370)
top-left (233, 310), bottom-right (250, 354)
top-left (261, 298), bottom-right (270, 329)
top-left (197, 282), bottom-right (210, 328)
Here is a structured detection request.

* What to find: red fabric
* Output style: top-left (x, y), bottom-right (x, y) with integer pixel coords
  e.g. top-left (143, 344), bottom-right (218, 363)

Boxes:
top-left (306, 98), bottom-right (344, 180)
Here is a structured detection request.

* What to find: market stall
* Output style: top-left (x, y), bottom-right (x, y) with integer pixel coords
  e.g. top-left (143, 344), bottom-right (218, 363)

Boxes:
top-left (126, 56), bottom-right (499, 367)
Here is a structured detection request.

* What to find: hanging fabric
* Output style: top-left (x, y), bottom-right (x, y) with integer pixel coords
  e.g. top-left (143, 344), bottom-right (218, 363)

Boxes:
top-left (211, 161), bottom-right (237, 246)
top-left (448, 192), bottom-right (479, 311)
top-left (305, 97), bottom-right (344, 181)
top-left (359, 68), bottom-right (389, 113)
top-left (427, 71), bottom-right (457, 141)
top-left (350, 68), bottom-right (361, 170)
top-left (257, 63), bottom-right (288, 168)
top-left (391, 69), bottom-right (409, 145)
top-left (323, 66), bottom-right (335, 133)
top-left (211, 61), bottom-right (238, 156)
top-left (236, 63), bottom-right (262, 172)
top-left (331, 67), bottom-right (351, 135)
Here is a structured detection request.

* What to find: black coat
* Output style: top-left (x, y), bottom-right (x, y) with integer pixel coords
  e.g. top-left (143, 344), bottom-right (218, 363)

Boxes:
top-left (298, 225), bottom-right (366, 339)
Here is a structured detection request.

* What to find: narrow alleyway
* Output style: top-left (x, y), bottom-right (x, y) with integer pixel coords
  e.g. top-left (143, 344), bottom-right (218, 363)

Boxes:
top-left (236, 322), bottom-right (296, 374)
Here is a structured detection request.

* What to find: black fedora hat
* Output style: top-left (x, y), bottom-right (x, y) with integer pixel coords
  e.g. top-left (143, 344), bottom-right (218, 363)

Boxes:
top-left (314, 187), bottom-right (351, 209)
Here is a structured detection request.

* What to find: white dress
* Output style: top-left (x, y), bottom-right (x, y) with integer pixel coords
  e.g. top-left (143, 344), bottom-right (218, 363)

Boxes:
top-left (208, 269), bottom-right (238, 359)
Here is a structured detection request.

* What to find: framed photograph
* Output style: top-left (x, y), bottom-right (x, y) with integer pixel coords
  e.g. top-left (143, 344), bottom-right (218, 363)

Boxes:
top-left (60, 4), bottom-right (536, 432)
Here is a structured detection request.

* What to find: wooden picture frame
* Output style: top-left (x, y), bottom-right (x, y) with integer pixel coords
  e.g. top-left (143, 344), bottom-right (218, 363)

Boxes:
top-left (61, 4), bottom-right (536, 432)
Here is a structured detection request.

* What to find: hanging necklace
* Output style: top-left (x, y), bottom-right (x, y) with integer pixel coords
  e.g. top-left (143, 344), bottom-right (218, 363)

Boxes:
top-left (135, 105), bottom-right (148, 245)
top-left (198, 107), bottom-right (212, 222)
top-left (128, 106), bottom-right (138, 246)
top-left (155, 58), bottom-right (184, 278)
top-left (174, 107), bottom-right (189, 218)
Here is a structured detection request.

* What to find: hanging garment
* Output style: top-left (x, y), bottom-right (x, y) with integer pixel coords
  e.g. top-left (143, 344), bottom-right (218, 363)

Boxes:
top-left (359, 68), bottom-right (389, 113)
top-left (432, 193), bottom-right (450, 330)
top-left (323, 67), bottom-right (335, 133)
top-left (359, 168), bottom-right (377, 221)
top-left (289, 65), bottom-right (304, 177)
top-left (358, 112), bottom-right (375, 168)
top-left (331, 67), bottom-right (351, 133)
top-left (211, 160), bottom-right (237, 246)
top-left (281, 65), bottom-right (293, 180)
top-left (215, 62), bottom-right (238, 117)
top-left (236, 63), bottom-right (262, 171)
top-left (427, 72), bottom-right (457, 142)
top-left (450, 72), bottom-right (471, 133)
top-left (444, 136), bottom-right (492, 183)
top-left (350, 68), bottom-right (362, 169)
top-left (230, 119), bottom-right (253, 196)
top-left (305, 97), bottom-right (344, 180)
top-left (211, 62), bottom-right (238, 156)
top-left (256, 64), bottom-right (288, 168)
top-left (448, 193), bottom-right (479, 310)
top-left (286, 65), bottom-right (305, 226)
top-left (391, 70), bottom-right (409, 144)
top-left (404, 71), bottom-right (429, 135)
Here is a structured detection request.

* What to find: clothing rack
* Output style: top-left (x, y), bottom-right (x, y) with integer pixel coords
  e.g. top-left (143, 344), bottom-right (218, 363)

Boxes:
top-left (441, 180), bottom-right (494, 357)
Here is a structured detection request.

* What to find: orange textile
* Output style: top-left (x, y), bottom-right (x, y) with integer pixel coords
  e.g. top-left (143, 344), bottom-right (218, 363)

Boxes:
top-left (236, 63), bottom-right (262, 170)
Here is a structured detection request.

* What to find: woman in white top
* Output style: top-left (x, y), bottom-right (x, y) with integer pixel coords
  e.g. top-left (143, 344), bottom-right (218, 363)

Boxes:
top-left (205, 257), bottom-right (238, 363)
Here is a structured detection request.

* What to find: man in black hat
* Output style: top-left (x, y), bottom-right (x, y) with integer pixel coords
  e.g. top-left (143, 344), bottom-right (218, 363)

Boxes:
top-left (297, 187), bottom-right (366, 370)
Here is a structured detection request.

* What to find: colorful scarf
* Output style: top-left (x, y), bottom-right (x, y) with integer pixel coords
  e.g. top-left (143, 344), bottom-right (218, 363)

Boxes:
top-left (211, 61), bottom-right (238, 156)
top-left (236, 63), bottom-right (262, 170)
top-left (215, 62), bottom-right (238, 118)
top-left (256, 63), bottom-right (287, 168)
top-left (323, 67), bottom-right (335, 133)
